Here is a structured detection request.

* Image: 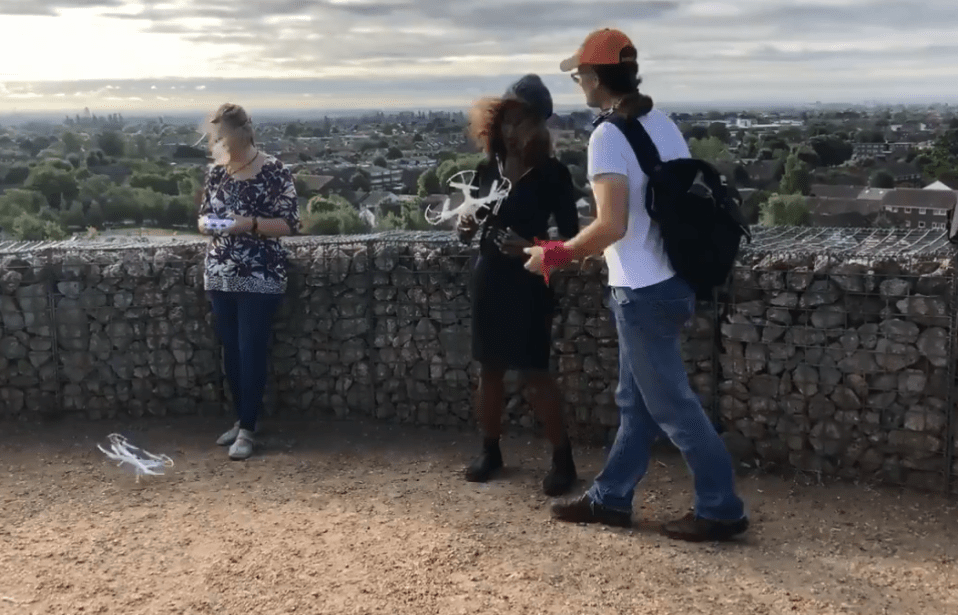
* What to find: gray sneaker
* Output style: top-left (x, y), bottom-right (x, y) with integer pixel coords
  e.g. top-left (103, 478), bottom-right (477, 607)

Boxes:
top-left (216, 421), bottom-right (258, 446)
top-left (228, 429), bottom-right (255, 460)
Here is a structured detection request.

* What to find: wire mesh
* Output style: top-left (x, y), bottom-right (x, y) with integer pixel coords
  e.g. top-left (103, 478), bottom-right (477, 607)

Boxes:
top-left (1, 229), bottom-right (955, 493)
top-left (722, 237), bottom-right (957, 493)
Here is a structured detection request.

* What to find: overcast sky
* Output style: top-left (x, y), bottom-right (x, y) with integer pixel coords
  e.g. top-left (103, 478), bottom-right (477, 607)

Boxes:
top-left (1, 0), bottom-right (956, 115)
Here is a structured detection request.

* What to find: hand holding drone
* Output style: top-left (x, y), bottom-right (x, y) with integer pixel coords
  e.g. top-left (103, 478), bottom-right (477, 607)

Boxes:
top-left (424, 170), bottom-right (513, 227)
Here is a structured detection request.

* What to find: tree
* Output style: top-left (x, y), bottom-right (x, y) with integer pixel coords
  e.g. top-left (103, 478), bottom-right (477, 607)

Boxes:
top-left (386, 146), bottom-right (403, 160)
top-left (24, 164), bottom-right (80, 209)
top-left (134, 134), bottom-right (150, 159)
top-left (173, 145), bottom-right (207, 159)
top-left (85, 202), bottom-right (104, 228)
top-left (373, 156), bottom-right (388, 168)
top-left (778, 153), bottom-right (812, 196)
top-left (60, 201), bottom-right (87, 229)
top-left (760, 194), bottom-right (810, 226)
top-left (130, 172), bottom-right (179, 196)
top-left (682, 124), bottom-right (709, 141)
top-left (0, 189), bottom-right (47, 230)
top-left (10, 212), bottom-right (65, 240)
top-left (300, 196), bottom-right (365, 235)
top-left (810, 135), bottom-right (853, 167)
top-left (707, 122), bottom-right (731, 144)
top-left (856, 129), bottom-right (884, 143)
top-left (284, 123), bottom-right (300, 138)
top-left (413, 133), bottom-right (424, 143)
top-left (795, 146), bottom-right (821, 168)
top-left (78, 175), bottom-right (113, 206)
top-left (350, 172), bottom-right (371, 192)
top-left (61, 132), bottom-right (82, 155)
top-left (4, 166), bottom-right (29, 185)
top-left (688, 137), bottom-right (733, 165)
top-left (741, 189), bottom-right (770, 225)
top-left (97, 131), bottom-right (125, 157)
top-left (307, 194), bottom-right (352, 214)
top-left (437, 154), bottom-right (484, 191)
top-left (416, 168), bottom-right (441, 196)
top-left (870, 171), bottom-right (896, 188)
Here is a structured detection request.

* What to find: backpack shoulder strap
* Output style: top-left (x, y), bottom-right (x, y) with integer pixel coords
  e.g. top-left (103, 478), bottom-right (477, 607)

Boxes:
top-left (602, 114), bottom-right (664, 177)
top-left (599, 114), bottom-right (664, 218)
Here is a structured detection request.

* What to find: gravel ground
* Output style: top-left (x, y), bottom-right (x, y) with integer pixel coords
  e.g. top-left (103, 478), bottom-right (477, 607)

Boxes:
top-left (2, 416), bottom-right (957, 615)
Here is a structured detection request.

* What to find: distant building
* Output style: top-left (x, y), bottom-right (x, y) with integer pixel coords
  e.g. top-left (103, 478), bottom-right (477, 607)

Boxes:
top-left (881, 188), bottom-right (956, 230)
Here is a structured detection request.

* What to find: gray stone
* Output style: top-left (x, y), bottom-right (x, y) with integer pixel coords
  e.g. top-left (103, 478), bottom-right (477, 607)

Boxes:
top-left (721, 315), bottom-right (759, 343)
top-left (831, 386), bottom-right (861, 410)
top-left (792, 364), bottom-right (819, 397)
top-left (898, 370), bottom-right (927, 396)
top-left (801, 280), bottom-right (840, 308)
top-left (879, 319), bottom-right (920, 344)
top-left (874, 339), bottom-right (919, 371)
top-left (810, 305), bottom-right (845, 329)
top-left (916, 327), bottom-right (949, 368)
top-left (0, 337), bottom-right (27, 360)
top-left (879, 278), bottom-right (913, 299)
top-left (895, 295), bottom-right (948, 326)
top-left (769, 292), bottom-right (799, 309)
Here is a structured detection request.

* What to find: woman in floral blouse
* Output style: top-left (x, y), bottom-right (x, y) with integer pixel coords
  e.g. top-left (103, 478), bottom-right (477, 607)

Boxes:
top-left (197, 103), bottom-right (300, 460)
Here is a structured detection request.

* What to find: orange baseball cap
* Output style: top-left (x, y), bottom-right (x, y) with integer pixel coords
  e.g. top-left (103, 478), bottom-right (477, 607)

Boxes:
top-left (559, 28), bottom-right (637, 72)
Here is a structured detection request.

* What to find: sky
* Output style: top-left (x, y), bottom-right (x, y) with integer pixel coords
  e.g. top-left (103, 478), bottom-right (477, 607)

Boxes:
top-left (1, 0), bottom-right (956, 116)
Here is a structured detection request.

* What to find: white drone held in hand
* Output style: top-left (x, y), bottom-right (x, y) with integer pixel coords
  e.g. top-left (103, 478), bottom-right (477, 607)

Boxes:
top-left (424, 170), bottom-right (513, 226)
top-left (97, 433), bottom-right (174, 483)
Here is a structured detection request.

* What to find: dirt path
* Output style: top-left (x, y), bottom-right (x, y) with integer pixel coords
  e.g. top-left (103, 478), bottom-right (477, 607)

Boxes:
top-left (2, 417), bottom-right (957, 615)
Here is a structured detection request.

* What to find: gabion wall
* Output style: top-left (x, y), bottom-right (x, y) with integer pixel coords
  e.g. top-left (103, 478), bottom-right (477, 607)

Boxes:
top-left (0, 229), bottom-right (955, 493)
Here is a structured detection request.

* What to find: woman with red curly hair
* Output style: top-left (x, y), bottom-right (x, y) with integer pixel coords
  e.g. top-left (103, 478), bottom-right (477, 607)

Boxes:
top-left (457, 75), bottom-right (581, 496)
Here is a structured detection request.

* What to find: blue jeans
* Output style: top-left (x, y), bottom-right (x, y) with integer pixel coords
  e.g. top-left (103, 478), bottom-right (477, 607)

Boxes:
top-left (208, 291), bottom-right (282, 431)
top-left (586, 276), bottom-right (746, 521)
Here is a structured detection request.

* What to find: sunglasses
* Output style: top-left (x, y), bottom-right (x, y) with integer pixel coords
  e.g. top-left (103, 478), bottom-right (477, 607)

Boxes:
top-left (570, 70), bottom-right (593, 84)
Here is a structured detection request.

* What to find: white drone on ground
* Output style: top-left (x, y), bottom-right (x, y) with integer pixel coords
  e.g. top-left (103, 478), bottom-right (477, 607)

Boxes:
top-left (424, 169), bottom-right (513, 226)
top-left (97, 433), bottom-right (174, 483)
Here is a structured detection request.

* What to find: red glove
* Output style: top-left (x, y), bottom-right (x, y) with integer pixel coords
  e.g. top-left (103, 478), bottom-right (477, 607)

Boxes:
top-left (534, 239), bottom-right (573, 285)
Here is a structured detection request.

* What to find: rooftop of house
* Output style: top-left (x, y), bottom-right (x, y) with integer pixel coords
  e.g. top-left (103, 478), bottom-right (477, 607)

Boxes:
top-left (809, 184), bottom-right (866, 199)
top-left (882, 188), bottom-right (957, 210)
top-left (807, 197), bottom-right (883, 216)
top-left (297, 174), bottom-right (337, 192)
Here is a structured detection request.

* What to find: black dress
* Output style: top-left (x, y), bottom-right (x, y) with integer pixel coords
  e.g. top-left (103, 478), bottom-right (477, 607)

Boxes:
top-left (467, 158), bottom-right (580, 371)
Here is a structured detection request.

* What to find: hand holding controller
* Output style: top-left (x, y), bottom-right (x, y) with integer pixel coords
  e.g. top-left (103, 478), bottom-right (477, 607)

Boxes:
top-left (199, 215), bottom-right (237, 235)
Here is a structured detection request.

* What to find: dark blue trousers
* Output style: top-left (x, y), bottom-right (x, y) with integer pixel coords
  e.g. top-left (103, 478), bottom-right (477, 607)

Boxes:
top-left (208, 291), bottom-right (282, 431)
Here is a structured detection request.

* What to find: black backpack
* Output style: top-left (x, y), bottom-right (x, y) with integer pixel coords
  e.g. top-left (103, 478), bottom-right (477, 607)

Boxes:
top-left (596, 113), bottom-right (751, 301)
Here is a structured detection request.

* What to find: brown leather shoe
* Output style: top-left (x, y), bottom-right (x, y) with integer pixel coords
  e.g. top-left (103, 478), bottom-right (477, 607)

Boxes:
top-left (551, 494), bottom-right (632, 528)
top-left (661, 511), bottom-right (749, 542)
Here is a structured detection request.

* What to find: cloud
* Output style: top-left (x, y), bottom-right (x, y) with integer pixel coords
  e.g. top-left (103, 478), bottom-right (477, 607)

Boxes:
top-left (2, 0), bottom-right (958, 108)
top-left (0, 0), bottom-right (123, 17)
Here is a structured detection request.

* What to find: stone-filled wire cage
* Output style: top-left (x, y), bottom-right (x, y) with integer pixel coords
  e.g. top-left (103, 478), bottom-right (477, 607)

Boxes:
top-left (719, 227), bottom-right (958, 494)
top-left (1, 227), bottom-right (956, 494)
top-left (0, 239), bottom-right (219, 420)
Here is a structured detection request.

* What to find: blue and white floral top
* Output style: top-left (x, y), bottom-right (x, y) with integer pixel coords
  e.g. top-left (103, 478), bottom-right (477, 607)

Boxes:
top-left (199, 156), bottom-right (300, 294)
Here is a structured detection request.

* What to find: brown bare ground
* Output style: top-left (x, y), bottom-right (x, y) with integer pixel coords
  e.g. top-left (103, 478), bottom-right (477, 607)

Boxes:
top-left (1, 416), bottom-right (957, 615)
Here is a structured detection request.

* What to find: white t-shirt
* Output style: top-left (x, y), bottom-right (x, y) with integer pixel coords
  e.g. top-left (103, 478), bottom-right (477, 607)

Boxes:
top-left (587, 108), bottom-right (690, 289)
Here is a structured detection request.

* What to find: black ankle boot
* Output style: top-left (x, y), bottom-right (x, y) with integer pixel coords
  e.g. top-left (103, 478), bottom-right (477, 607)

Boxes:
top-left (543, 440), bottom-right (577, 496)
top-left (465, 438), bottom-right (503, 483)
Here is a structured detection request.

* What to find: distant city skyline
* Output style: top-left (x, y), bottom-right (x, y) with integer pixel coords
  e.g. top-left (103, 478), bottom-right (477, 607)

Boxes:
top-left (2, 1), bottom-right (957, 114)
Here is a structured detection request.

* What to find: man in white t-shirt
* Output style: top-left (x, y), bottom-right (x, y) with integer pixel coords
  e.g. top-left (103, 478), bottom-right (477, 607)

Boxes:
top-left (523, 28), bottom-right (748, 542)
